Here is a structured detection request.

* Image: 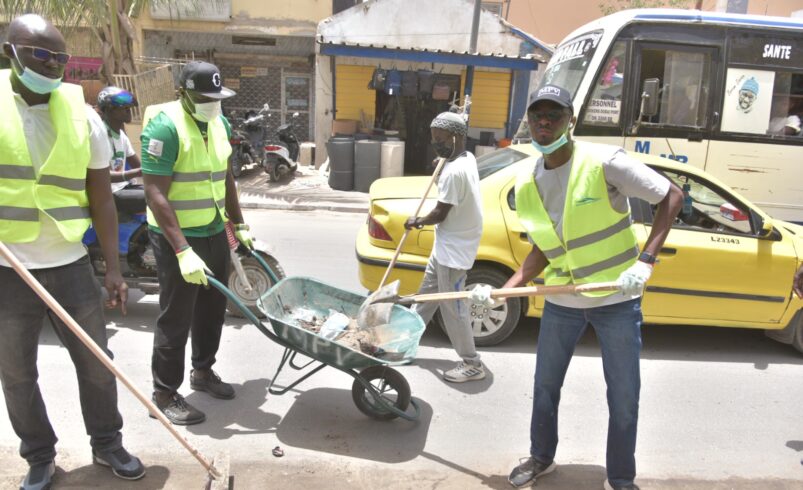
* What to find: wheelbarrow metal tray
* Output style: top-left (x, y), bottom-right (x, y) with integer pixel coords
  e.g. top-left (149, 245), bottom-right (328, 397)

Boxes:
top-left (258, 276), bottom-right (425, 370)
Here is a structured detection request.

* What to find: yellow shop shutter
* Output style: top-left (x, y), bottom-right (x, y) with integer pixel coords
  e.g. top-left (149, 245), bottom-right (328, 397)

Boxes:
top-left (460, 70), bottom-right (511, 129)
top-left (335, 65), bottom-right (376, 122)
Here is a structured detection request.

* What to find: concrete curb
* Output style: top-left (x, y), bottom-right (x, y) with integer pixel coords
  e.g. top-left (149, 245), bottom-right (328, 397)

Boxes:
top-left (240, 199), bottom-right (368, 214)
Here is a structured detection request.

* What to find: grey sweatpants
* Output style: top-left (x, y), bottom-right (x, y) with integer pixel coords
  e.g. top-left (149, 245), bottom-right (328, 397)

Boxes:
top-left (412, 255), bottom-right (481, 365)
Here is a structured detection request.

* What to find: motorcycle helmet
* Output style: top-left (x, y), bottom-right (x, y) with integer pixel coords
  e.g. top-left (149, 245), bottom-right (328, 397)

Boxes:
top-left (97, 86), bottom-right (138, 111)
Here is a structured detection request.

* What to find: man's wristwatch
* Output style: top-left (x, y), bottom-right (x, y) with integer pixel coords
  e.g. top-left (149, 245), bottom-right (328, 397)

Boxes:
top-left (638, 251), bottom-right (658, 265)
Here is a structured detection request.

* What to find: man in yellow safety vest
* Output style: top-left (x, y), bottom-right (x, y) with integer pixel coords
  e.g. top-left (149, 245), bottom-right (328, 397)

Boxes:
top-left (141, 61), bottom-right (252, 426)
top-left (0, 14), bottom-right (145, 489)
top-left (471, 85), bottom-right (682, 490)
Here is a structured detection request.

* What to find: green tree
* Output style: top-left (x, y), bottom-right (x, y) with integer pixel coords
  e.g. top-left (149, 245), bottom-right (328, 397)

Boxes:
top-left (599, 0), bottom-right (694, 16)
top-left (0, 0), bottom-right (195, 82)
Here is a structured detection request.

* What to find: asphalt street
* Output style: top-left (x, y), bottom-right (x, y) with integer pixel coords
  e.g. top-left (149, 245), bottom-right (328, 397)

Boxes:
top-left (0, 209), bottom-right (800, 489)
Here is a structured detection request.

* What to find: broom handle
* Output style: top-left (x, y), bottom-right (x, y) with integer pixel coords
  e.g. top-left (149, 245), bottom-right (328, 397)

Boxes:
top-left (377, 157), bottom-right (447, 289)
top-left (404, 281), bottom-right (621, 303)
top-left (0, 242), bottom-right (219, 477)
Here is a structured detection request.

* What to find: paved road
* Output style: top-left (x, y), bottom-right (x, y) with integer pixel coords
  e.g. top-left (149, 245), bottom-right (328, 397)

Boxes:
top-left (0, 210), bottom-right (800, 489)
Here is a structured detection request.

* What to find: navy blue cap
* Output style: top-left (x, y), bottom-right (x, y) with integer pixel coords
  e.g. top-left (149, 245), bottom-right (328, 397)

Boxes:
top-left (528, 84), bottom-right (573, 111)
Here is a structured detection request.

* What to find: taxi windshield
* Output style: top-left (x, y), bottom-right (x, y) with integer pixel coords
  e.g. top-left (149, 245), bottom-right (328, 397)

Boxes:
top-left (538, 30), bottom-right (603, 100)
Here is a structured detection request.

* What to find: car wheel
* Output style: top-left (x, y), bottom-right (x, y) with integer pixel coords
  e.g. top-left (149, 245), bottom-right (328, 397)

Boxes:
top-left (764, 309), bottom-right (803, 354)
top-left (435, 265), bottom-right (521, 347)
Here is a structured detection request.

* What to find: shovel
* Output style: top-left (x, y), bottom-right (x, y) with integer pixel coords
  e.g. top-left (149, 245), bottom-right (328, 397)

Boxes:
top-left (356, 157), bottom-right (448, 328)
top-left (369, 281), bottom-right (622, 306)
top-left (0, 241), bottom-right (233, 490)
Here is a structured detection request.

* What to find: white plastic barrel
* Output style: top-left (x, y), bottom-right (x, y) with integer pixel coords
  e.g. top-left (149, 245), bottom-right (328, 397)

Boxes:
top-left (380, 141), bottom-right (405, 178)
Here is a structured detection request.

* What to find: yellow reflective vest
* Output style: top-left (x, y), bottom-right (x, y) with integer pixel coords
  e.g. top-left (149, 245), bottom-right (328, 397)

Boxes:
top-left (515, 142), bottom-right (639, 297)
top-left (142, 101), bottom-right (230, 229)
top-left (0, 70), bottom-right (91, 243)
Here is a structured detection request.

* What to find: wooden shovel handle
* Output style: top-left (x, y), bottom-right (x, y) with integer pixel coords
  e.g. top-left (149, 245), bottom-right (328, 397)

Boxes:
top-left (0, 242), bottom-right (220, 478)
top-left (404, 281), bottom-right (621, 303)
top-left (377, 157), bottom-right (447, 289)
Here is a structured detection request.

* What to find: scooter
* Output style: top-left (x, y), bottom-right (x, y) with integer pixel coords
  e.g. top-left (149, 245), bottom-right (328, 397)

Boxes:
top-left (229, 104), bottom-right (270, 178)
top-left (82, 197), bottom-right (285, 318)
top-left (263, 108), bottom-right (300, 182)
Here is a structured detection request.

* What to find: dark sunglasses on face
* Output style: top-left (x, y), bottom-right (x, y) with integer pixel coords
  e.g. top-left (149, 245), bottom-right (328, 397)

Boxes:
top-left (15, 44), bottom-right (71, 65)
top-left (528, 110), bottom-right (568, 123)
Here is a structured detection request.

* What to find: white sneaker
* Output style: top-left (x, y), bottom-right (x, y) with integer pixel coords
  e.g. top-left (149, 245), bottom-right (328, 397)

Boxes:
top-left (444, 361), bottom-right (486, 383)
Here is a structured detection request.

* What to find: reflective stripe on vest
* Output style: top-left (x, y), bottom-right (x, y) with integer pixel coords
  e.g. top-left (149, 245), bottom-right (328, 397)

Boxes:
top-left (0, 70), bottom-right (91, 243)
top-left (143, 101), bottom-right (231, 229)
top-left (514, 142), bottom-right (639, 297)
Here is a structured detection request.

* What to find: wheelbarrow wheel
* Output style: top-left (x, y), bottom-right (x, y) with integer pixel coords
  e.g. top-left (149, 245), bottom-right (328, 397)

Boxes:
top-left (226, 252), bottom-right (285, 318)
top-left (351, 365), bottom-right (411, 421)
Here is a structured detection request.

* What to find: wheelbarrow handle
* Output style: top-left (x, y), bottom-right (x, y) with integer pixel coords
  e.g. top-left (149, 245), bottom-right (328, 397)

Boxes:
top-left (397, 281), bottom-right (621, 305)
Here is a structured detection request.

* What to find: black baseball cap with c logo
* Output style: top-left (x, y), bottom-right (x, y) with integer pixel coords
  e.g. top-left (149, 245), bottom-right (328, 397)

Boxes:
top-left (179, 61), bottom-right (236, 99)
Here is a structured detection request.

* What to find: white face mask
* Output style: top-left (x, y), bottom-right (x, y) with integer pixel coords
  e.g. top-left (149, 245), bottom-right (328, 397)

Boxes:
top-left (191, 101), bottom-right (221, 122)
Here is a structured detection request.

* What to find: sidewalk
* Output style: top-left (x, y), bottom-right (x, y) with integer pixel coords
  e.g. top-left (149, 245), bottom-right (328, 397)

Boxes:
top-left (236, 164), bottom-right (369, 214)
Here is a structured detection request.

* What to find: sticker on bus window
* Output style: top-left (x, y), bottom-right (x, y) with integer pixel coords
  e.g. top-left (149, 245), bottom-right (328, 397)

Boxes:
top-left (721, 68), bottom-right (775, 134)
top-left (584, 98), bottom-right (621, 125)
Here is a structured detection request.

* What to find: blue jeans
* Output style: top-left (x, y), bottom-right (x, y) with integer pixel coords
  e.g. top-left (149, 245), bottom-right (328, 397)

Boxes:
top-left (530, 298), bottom-right (642, 487)
top-left (0, 257), bottom-right (123, 465)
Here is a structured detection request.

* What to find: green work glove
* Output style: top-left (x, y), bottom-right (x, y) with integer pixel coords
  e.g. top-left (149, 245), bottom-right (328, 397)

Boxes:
top-left (176, 247), bottom-right (210, 285)
top-left (234, 223), bottom-right (254, 249)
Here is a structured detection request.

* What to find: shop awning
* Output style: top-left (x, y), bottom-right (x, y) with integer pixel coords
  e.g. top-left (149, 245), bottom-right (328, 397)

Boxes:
top-left (318, 41), bottom-right (544, 70)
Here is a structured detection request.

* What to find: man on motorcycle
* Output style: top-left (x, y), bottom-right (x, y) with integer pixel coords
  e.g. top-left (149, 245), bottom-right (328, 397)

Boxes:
top-left (141, 61), bottom-right (253, 425)
top-left (97, 86), bottom-right (145, 214)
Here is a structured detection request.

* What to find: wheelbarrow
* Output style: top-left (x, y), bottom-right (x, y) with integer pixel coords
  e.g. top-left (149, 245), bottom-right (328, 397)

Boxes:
top-left (208, 249), bottom-right (424, 421)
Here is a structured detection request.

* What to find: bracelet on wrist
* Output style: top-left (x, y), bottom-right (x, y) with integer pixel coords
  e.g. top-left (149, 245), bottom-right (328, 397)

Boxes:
top-left (175, 244), bottom-right (190, 254)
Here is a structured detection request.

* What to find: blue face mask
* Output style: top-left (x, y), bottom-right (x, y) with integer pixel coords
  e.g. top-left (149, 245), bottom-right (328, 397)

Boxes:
top-left (11, 48), bottom-right (62, 94)
top-left (531, 132), bottom-right (568, 155)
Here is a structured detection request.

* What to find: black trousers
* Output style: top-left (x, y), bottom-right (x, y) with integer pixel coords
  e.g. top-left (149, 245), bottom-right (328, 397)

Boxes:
top-left (149, 230), bottom-right (230, 394)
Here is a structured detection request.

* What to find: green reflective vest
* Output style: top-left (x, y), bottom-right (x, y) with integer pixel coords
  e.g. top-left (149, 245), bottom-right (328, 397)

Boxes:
top-left (142, 101), bottom-right (230, 229)
top-left (0, 70), bottom-right (91, 243)
top-left (515, 142), bottom-right (638, 297)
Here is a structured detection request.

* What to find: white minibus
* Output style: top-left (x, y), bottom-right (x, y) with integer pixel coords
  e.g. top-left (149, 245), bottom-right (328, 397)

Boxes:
top-left (538, 9), bottom-right (803, 223)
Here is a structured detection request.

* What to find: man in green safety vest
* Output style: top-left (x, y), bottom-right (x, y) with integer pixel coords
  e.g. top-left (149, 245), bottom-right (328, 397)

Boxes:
top-left (141, 61), bottom-right (252, 426)
top-left (0, 14), bottom-right (145, 490)
top-left (472, 85), bottom-right (682, 490)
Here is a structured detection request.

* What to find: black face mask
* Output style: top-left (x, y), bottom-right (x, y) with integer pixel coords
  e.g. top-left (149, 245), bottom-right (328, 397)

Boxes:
top-left (432, 136), bottom-right (456, 159)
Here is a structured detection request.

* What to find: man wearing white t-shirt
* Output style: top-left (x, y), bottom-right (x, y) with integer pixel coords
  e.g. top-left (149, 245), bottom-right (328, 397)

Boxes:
top-left (0, 14), bottom-right (144, 489)
top-left (404, 111), bottom-right (485, 383)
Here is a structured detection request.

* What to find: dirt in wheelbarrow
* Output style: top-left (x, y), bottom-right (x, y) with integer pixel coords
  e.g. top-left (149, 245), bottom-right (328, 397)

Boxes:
top-left (287, 307), bottom-right (402, 360)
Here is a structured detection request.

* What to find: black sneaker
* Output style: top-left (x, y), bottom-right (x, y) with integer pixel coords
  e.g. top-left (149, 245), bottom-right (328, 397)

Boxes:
top-left (190, 369), bottom-right (235, 399)
top-left (92, 447), bottom-right (145, 480)
top-left (604, 480), bottom-right (640, 490)
top-left (508, 456), bottom-right (556, 487)
top-left (20, 460), bottom-right (55, 490)
top-left (151, 392), bottom-right (206, 425)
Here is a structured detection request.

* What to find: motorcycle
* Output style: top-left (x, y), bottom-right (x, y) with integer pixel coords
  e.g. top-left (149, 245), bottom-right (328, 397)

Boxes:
top-left (82, 196), bottom-right (285, 318)
top-left (229, 104), bottom-right (270, 178)
top-left (263, 107), bottom-right (300, 183)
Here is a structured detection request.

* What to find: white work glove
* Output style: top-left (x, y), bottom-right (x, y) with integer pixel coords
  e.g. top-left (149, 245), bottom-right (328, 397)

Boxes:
top-left (176, 247), bottom-right (210, 286)
top-left (234, 223), bottom-right (254, 249)
top-left (617, 260), bottom-right (653, 296)
top-left (468, 284), bottom-right (502, 308)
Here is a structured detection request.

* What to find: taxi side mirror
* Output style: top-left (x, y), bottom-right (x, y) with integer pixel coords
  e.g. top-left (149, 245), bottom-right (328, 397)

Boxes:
top-left (758, 219), bottom-right (781, 241)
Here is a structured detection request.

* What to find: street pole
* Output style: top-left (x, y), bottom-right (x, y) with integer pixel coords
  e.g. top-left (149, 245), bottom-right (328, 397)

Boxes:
top-left (464, 0), bottom-right (482, 118)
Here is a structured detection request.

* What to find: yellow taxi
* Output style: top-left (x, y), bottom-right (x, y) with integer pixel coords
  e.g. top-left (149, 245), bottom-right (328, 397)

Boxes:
top-left (356, 143), bottom-right (803, 352)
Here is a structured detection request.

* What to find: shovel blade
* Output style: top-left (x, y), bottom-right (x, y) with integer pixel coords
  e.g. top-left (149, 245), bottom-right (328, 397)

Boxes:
top-left (356, 280), bottom-right (400, 329)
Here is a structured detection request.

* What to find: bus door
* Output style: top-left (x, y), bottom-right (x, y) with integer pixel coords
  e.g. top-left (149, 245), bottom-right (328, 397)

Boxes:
top-left (623, 43), bottom-right (720, 170)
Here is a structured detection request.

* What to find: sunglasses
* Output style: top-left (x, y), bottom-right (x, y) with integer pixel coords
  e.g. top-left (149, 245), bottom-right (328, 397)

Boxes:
top-left (15, 44), bottom-right (71, 65)
top-left (528, 110), bottom-right (568, 123)
top-left (108, 92), bottom-right (136, 107)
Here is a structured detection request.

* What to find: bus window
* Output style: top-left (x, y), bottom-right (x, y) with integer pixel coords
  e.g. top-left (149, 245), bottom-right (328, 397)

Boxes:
top-left (540, 30), bottom-right (603, 99)
top-left (635, 47), bottom-right (712, 128)
top-left (583, 41), bottom-right (627, 127)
